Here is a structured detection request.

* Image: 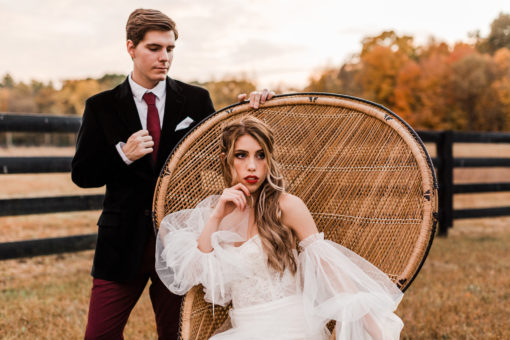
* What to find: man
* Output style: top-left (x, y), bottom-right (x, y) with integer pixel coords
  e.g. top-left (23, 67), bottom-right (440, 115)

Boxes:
top-left (71, 8), bottom-right (273, 340)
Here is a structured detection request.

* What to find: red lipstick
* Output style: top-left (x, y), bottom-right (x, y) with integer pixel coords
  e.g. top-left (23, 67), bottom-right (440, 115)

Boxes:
top-left (244, 176), bottom-right (259, 184)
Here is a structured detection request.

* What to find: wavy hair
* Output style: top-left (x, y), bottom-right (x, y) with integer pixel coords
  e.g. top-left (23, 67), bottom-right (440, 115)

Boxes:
top-left (219, 116), bottom-right (297, 274)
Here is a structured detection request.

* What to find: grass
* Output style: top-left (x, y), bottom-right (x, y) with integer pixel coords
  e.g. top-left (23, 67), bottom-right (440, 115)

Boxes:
top-left (1, 144), bottom-right (510, 339)
top-left (0, 251), bottom-right (157, 340)
top-left (1, 218), bottom-right (508, 339)
top-left (398, 220), bottom-right (510, 339)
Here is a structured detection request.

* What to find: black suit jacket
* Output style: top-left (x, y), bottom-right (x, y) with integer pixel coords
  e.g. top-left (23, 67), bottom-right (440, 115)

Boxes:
top-left (71, 77), bottom-right (215, 281)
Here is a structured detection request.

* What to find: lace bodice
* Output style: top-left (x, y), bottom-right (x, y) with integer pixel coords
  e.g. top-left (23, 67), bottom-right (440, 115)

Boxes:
top-left (227, 235), bottom-right (298, 309)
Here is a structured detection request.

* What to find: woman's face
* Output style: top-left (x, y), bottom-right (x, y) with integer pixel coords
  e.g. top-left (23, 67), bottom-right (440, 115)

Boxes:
top-left (231, 134), bottom-right (268, 194)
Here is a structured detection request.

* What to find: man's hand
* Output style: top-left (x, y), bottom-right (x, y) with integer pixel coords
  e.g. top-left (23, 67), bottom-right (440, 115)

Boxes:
top-left (122, 130), bottom-right (154, 162)
top-left (237, 89), bottom-right (275, 109)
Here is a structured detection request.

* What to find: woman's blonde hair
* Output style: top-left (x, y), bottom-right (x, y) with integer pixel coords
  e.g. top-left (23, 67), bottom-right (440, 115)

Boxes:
top-left (219, 116), bottom-right (298, 274)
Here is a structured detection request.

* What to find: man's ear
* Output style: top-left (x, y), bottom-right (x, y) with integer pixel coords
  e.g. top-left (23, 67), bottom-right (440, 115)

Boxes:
top-left (126, 40), bottom-right (135, 59)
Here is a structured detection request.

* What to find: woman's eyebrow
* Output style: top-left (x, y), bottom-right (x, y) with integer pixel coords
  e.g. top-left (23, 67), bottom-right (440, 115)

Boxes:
top-left (234, 149), bottom-right (263, 153)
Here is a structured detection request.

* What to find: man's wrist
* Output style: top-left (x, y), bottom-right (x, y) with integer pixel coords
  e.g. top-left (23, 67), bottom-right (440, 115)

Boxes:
top-left (115, 142), bottom-right (133, 165)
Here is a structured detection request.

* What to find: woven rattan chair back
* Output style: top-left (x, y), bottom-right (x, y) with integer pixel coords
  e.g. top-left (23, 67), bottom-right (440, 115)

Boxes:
top-left (153, 93), bottom-right (438, 340)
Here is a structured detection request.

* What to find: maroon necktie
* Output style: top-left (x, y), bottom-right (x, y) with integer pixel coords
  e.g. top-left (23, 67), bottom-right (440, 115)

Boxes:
top-left (142, 92), bottom-right (161, 165)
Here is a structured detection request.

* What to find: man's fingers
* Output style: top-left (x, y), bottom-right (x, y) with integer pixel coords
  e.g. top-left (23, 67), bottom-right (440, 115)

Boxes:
top-left (251, 92), bottom-right (261, 109)
top-left (247, 89), bottom-right (275, 109)
top-left (143, 140), bottom-right (154, 148)
top-left (128, 130), bottom-right (149, 142)
top-left (134, 129), bottom-right (149, 137)
top-left (249, 93), bottom-right (255, 108)
top-left (260, 89), bottom-right (269, 103)
top-left (267, 90), bottom-right (275, 100)
top-left (139, 135), bottom-right (154, 143)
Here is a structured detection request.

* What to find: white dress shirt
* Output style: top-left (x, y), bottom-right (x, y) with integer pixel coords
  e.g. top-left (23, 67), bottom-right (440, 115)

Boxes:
top-left (116, 73), bottom-right (167, 165)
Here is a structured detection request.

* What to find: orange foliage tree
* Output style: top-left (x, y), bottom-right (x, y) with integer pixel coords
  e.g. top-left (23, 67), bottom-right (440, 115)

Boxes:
top-left (305, 12), bottom-right (510, 132)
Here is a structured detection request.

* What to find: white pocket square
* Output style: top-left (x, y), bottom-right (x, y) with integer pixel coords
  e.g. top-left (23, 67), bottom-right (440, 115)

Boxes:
top-left (175, 117), bottom-right (194, 131)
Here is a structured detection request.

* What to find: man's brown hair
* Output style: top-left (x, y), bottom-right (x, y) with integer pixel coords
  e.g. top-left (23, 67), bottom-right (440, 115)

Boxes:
top-left (126, 9), bottom-right (178, 46)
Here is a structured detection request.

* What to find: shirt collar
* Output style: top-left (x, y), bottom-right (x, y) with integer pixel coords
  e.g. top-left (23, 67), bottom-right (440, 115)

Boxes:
top-left (128, 73), bottom-right (166, 102)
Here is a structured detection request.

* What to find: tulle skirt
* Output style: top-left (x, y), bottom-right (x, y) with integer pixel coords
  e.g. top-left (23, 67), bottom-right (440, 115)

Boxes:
top-left (210, 295), bottom-right (329, 340)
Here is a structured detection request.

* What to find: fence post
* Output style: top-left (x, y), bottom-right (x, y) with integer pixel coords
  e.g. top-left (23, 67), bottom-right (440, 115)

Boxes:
top-left (436, 130), bottom-right (454, 236)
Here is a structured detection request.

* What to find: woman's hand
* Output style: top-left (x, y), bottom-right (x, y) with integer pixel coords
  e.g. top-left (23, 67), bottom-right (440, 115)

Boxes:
top-left (211, 183), bottom-right (251, 221)
top-left (197, 183), bottom-right (251, 253)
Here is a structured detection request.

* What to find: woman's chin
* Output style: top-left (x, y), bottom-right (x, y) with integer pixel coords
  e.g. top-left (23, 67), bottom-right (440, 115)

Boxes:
top-left (245, 184), bottom-right (261, 194)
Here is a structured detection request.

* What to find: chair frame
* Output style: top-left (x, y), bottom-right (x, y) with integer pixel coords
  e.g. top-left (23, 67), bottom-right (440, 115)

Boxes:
top-left (153, 93), bottom-right (438, 340)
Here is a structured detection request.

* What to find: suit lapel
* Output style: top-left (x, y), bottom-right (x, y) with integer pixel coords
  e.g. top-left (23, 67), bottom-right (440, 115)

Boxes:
top-left (114, 78), bottom-right (153, 178)
top-left (115, 79), bottom-right (143, 132)
top-left (156, 77), bottom-right (186, 170)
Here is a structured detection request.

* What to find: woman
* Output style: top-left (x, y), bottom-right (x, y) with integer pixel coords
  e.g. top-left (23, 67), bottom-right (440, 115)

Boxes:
top-left (155, 116), bottom-right (404, 339)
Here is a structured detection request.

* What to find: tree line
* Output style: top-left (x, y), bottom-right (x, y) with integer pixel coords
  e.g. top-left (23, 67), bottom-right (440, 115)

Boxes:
top-left (307, 13), bottom-right (510, 131)
top-left (1, 13), bottom-right (510, 133)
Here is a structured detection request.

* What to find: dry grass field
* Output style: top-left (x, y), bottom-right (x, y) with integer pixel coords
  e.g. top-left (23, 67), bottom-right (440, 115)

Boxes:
top-left (1, 144), bottom-right (510, 339)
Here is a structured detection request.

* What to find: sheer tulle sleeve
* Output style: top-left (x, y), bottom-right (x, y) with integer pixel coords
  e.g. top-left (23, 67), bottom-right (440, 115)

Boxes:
top-left (299, 233), bottom-right (404, 340)
top-left (155, 195), bottom-right (250, 306)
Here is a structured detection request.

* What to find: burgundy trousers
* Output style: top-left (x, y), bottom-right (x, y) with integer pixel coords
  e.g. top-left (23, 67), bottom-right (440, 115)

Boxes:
top-left (84, 233), bottom-right (182, 340)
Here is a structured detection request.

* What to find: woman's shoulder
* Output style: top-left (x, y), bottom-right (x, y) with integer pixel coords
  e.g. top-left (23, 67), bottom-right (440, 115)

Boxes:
top-left (278, 192), bottom-right (306, 214)
top-left (278, 192), bottom-right (318, 238)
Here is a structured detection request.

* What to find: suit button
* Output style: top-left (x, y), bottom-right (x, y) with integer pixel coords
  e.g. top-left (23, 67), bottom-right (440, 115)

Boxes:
top-left (144, 209), bottom-right (151, 216)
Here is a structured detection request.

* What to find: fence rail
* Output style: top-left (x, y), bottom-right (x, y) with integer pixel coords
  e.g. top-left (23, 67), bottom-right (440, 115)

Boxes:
top-left (0, 113), bottom-right (81, 132)
top-left (0, 194), bottom-right (103, 216)
top-left (0, 156), bottom-right (73, 173)
top-left (1, 113), bottom-right (510, 259)
top-left (0, 234), bottom-right (97, 260)
top-left (419, 130), bottom-right (510, 235)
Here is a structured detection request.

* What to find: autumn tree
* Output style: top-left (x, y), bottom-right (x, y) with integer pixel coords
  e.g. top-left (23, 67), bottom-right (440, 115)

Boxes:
top-left (411, 41), bottom-right (452, 129)
top-left (492, 48), bottom-right (510, 130)
top-left (200, 78), bottom-right (257, 110)
top-left (304, 19), bottom-right (510, 132)
top-left (477, 12), bottom-right (510, 54)
top-left (52, 74), bottom-right (125, 115)
top-left (356, 31), bottom-right (416, 110)
top-left (305, 62), bottom-right (362, 97)
top-left (447, 52), bottom-right (499, 130)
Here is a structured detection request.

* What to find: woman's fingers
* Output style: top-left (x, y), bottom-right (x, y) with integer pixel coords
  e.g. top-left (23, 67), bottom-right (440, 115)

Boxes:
top-left (216, 183), bottom-right (253, 218)
top-left (232, 183), bottom-right (251, 197)
top-left (222, 185), bottom-right (249, 209)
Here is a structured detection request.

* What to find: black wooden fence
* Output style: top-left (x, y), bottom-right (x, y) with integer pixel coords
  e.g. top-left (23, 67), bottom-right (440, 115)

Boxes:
top-left (419, 130), bottom-right (510, 235)
top-left (1, 113), bottom-right (510, 260)
top-left (0, 113), bottom-right (101, 260)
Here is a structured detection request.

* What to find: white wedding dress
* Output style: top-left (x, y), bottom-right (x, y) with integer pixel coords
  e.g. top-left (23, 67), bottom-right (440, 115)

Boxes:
top-left (156, 196), bottom-right (404, 340)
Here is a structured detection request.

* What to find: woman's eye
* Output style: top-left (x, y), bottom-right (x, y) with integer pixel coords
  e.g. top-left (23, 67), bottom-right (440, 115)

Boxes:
top-left (235, 153), bottom-right (246, 158)
top-left (257, 152), bottom-right (265, 159)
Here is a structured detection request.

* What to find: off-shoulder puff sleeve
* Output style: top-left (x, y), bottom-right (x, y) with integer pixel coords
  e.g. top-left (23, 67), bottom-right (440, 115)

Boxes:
top-left (155, 195), bottom-right (250, 307)
top-left (299, 233), bottom-right (404, 340)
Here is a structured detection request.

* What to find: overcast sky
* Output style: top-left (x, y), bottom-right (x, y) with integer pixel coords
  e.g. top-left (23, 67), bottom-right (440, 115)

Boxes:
top-left (1, 0), bottom-right (509, 89)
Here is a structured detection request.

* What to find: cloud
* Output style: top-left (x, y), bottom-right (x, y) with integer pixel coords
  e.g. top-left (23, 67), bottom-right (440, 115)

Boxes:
top-left (1, 0), bottom-right (509, 88)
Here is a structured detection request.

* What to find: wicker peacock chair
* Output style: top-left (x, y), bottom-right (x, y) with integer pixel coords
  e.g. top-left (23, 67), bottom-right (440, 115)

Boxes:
top-left (153, 93), bottom-right (438, 340)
